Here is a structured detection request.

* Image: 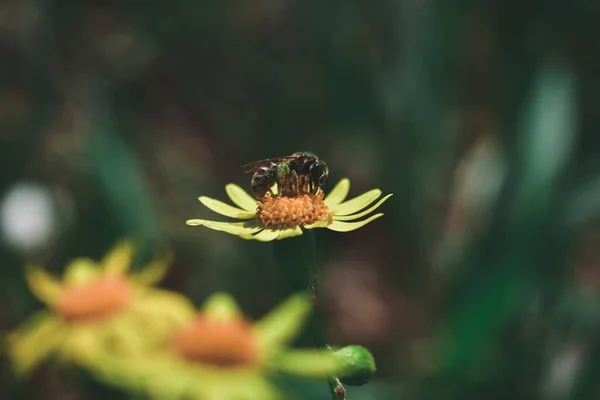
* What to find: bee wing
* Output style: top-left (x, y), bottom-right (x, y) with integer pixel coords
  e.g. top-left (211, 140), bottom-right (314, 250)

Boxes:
top-left (240, 155), bottom-right (299, 173)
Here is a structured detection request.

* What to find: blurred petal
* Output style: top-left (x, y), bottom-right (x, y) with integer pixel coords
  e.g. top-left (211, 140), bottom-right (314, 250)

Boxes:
top-left (63, 325), bottom-right (101, 361)
top-left (327, 214), bottom-right (384, 232)
top-left (196, 376), bottom-right (280, 400)
top-left (225, 184), bottom-right (258, 212)
top-left (253, 229), bottom-right (281, 242)
top-left (150, 372), bottom-right (193, 400)
top-left (226, 377), bottom-right (280, 400)
top-left (25, 266), bottom-right (64, 305)
top-left (8, 312), bottom-right (65, 375)
top-left (199, 196), bottom-right (255, 219)
top-left (276, 226), bottom-right (303, 240)
top-left (105, 319), bottom-right (148, 356)
top-left (273, 349), bottom-right (342, 378)
top-left (254, 293), bottom-right (311, 351)
top-left (64, 258), bottom-right (100, 286)
top-left (185, 220), bottom-right (262, 236)
top-left (132, 290), bottom-right (195, 326)
top-left (333, 194), bottom-right (393, 221)
top-left (102, 240), bottom-right (135, 276)
top-left (202, 292), bottom-right (243, 322)
top-left (132, 252), bottom-right (172, 286)
top-left (331, 189), bottom-right (382, 216)
top-left (324, 179), bottom-right (350, 206)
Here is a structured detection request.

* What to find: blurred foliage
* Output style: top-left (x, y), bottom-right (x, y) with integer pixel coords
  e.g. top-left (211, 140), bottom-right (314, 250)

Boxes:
top-left (1, 0), bottom-right (600, 399)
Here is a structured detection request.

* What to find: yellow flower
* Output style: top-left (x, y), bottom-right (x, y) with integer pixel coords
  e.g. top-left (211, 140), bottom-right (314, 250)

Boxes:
top-left (186, 178), bottom-right (392, 241)
top-left (88, 292), bottom-right (342, 400)
top-left (7, 240), bottom-right (195, 375)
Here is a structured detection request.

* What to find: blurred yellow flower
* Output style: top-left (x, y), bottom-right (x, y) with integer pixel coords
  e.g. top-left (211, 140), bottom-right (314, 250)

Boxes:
top-left (186, 178), bottom-right (392, 241)
top-left (89, 292), bottom-right (343, 400)
top-left (7, 240), bottom-right (195, 375)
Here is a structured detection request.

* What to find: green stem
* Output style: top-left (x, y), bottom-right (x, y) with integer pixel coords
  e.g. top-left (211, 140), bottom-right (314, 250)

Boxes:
top-left (273, 230), bottom-right (315, 293)
top-left (273, 231), bottom-right (346, 400)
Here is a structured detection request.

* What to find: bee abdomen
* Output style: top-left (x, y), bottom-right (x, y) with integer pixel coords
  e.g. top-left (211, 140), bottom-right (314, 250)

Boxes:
top-left (251, 162), bottom-right (278, 198)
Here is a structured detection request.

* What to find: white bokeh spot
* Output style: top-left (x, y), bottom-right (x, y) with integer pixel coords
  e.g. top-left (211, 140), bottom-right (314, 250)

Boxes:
top-left (1, 182), bottom-right (56, 253)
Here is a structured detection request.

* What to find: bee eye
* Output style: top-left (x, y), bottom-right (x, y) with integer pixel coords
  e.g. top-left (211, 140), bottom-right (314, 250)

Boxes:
top-left (310, 161), bottom-right (324, 171)
top-left (310, 161), bottom-right (328, 180)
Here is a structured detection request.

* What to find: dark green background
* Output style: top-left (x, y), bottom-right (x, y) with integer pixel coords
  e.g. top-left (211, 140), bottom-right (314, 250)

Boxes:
top-left (1, 1), bottom-right (600, 399)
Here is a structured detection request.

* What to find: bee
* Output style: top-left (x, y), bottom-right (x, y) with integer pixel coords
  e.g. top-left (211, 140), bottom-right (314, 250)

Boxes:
top-left (241, 152), bottom-right (329, 199)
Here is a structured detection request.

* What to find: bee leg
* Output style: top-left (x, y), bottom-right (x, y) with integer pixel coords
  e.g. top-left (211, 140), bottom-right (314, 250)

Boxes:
top-left (290, 170), bottom-right (299, 195)
top-left (305, 177), bottom-right (313, 194)
top-left (300, 176), bottom-right (306, 194)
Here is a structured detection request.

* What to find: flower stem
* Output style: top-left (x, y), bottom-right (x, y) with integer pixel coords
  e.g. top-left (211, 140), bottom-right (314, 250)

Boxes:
top-left (273, 231), bottom-right (346, 400)
top-left (272, 230), bottom-right (317, 293)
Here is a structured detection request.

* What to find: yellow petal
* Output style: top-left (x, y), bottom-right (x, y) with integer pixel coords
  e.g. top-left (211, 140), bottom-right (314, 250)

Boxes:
top-left (331, 189), bottom-right (382, 216)
top-left (225, 184), bottom-right (258, 212)
top-left (103, 319), bottom-right (149, 356)
top-left (327, 213), bottom-right (384, 232)
top-left (131, 290), bottom-right (195, 327)
top-left (333, 193), bottom-right (393, 221)
top-left (132, 252), bottom-right (172, 286)
top-left (276, 226), bottom-right (303, 240)
top-left (224, 377), bottom-right (281, 400)
top-left (63, 325), bottom-right (101, 362)
top-left (252, 229), bottom-right (281, 242)
top-left (254, 293), bottom-right (311, 351)
top-left (303, 220), bottom-right (331, 229)
top-left (185, 220), bottom-right (263, 237)
top-left (324, 178), bottom-right (350, 206)
top-left (198, 196), bottom-right (255, 219)
top-left (149, 371), bottom-right (191, 400)
top-left (8, 312), bottom-right (65, 375)
top-left (25, 266), bottom-right (64, 305)
top-left (102, 240), bottom-right (135, 276)
top-left (200, 376), bottom-right (280, 400)
top-left (64, 258), bottom-right (100, 286)
top-left (238, 233), bottom-right (261, 240)
top-left (202, 292), bottom-right (243, 322)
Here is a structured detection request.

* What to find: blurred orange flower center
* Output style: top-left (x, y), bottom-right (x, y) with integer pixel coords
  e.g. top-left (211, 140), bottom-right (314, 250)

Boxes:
top-left (256, 192), bottom-right (330, 229)
top-left (57, 277), bottom-right (132, 322)
top-left (172, 315), bottom-right (258, 368)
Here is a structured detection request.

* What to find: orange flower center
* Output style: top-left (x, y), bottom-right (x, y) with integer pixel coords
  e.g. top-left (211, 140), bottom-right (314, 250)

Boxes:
top-left (57, 277), bottom-right (132, 322)
top-left (172, 315), bottom-right (258, 368)
top-left (256, 192), bottom-right (330, 229)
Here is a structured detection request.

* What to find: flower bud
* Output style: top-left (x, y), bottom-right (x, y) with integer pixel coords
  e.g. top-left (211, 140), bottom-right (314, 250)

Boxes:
top-left (332, 345), bottom-right (376, 386)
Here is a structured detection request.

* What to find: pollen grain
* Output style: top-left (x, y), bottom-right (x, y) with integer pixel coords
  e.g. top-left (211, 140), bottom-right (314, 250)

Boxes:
top-left (172, 315), bottom-right (258, 368)
top-left (256, 192), bottom-right (330, 229)
top-left (57, 277), bottom-right (131, 322)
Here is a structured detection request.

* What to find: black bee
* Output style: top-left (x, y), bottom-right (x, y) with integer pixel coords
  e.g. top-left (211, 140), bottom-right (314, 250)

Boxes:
top-left (241, 152), bottom-right (329, 199)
